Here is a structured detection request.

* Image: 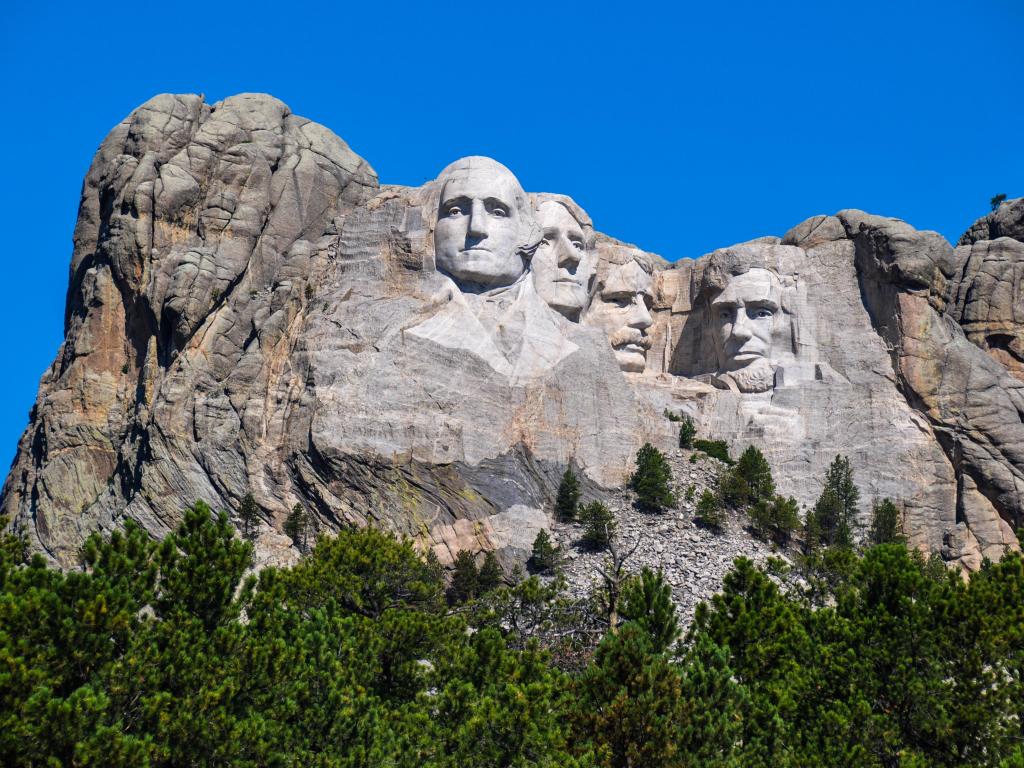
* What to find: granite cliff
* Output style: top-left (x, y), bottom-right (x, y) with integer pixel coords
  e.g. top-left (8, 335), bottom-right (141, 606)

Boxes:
top-left (3, 93), bottom-right (1021, 571)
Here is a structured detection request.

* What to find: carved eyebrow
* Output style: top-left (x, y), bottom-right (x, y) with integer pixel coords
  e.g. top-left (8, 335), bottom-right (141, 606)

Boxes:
top-left (484, 197), bottom-right (513, 211)
top-left (711, 299), bottom-right (739, 310)
top-left (748, 299), bottom-right (780, 310)
top-left (440, 195), bottom-right (471, 210)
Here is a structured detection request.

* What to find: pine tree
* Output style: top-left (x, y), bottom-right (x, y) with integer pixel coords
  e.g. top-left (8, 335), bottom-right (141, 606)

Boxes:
top-left (238, 492), bottom-right (261, 541)
top-left (734, 445), bottom-right (776, 504)
top-left (448, 549), bottom-right (479, 603)
top-left (750, 495), bottom-right (800, 546)
top-left (621, 568), bottom-right (680, 653)
top-left (678, 416), bottom-right (696, 449)
top-left (809, 455), bottom-right (860, 548)
top-left (579, 501), bottom-right (616, 550)
top-left (571, 624), bottom-right (686, 767)
top-left (555, 467), bottom-right (582, 522)
top-left (477, 551), bottom-right (503, 594)
top-left (695, 489), bottom-right (724, 530)
top-left (630, 443), bottom-right (676, 513)
top-left (283, 502), bottom-right (313, 553)
top-left (530, 529), bottom-right (561, 573)
top-left (868, 498), bottom-right (903, 545)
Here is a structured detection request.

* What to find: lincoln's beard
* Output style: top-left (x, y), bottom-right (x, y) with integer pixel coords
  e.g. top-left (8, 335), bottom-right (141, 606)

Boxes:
top-left (721, 357), bottom-right (775, 393)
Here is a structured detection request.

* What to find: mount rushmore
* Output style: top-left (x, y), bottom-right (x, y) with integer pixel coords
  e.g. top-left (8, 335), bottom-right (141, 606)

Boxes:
top-left (3, 92), bottom-right (1023, 571)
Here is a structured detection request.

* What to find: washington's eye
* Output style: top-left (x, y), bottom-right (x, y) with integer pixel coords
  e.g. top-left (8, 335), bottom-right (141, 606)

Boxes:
top-left (491, 206), bottom-right (508, 217)
top-left (571, 239), bottom-right (584, 251)
top-left (445, 206), bottom-right (463, 217)
top-left (755, 308), bottom-right (774, 319)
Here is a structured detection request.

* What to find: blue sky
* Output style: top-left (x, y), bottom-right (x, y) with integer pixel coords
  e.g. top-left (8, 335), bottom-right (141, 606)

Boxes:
top-left (1, 0), bottom-right (1021, 471)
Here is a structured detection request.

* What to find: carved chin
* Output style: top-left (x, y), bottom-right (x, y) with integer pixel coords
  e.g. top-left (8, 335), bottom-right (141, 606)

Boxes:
top-left (615, 348), bottom-right (647, 373)
top-left (720, 358), bottom-right (776, 393)
top-left (440, 251), bottom-right (522, 286)
top-left (540, 283), bottom-right (587, 317)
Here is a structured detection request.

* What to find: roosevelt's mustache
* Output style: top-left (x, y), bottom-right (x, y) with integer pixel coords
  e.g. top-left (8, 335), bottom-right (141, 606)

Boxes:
top-left (609, 328), bottom-right (651, 349)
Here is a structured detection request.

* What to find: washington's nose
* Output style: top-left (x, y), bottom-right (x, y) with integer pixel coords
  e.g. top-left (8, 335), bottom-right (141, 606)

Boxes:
top-left (555, 237), bottom-right (581, 270)
top-left (627, 295), bottom-right (653, 330)
top-left (467, 199), bottom-right (489, 239)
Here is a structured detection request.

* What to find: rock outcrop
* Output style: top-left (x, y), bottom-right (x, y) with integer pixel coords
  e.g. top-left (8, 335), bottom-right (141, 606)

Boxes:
top-left (2, 93), bottom-right (1020, 571)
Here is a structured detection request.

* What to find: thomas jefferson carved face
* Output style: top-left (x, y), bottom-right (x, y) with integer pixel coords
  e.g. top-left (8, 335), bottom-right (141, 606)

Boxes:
top-left (434, 158), bottom-right (534, 290)
top-left (710, 268), bottom-right (783, 391)
top-left (531, 201), bottom-right (594, 320)
top-left (584, 259), bottom-right (654, 373)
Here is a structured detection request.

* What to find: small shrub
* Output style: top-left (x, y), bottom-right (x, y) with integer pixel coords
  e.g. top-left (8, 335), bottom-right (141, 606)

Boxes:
top-left (448, 550), bottom-right (479, 603)
top-left (530, 529), bottom-right (561, 574)
top-left (684, 484), bottom-right (696, 502)
top-left (678, 416), bottom-right (696, 449)
top-left (991, 193), bottom-right (1007, 211)
top-left (693, 439), bottom-right (732, 465)
top-left (663, 409), bottom-right (683, 423)
top-left (868, 498), bottom-right (904, 545)
top-left (689, 453), bottom-right (699, 464)
top-left (477, 551), bottom-right (503, 594)
top-left (554, 467), bottom-right (581, 522)
top-left (579, 501), bottom-right (615, 550)
top-left (305, 282), bottom-right (315, 301)
top-left (750, 495), bottom-right (800, 546)
top-left (695, 489), bottom-right (724, 530)
top-left (630, 443), bottom-right (676, 513)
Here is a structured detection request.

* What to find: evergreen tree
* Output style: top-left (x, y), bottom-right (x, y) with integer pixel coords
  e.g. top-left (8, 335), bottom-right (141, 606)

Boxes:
top-left (630, 443), bottom-right (676, 513)
top-left (678, 416), bottom-right (696, 449)
top-left (693, 438), bottom-right (733, 465)
top-left (991, 192), bottom-right (1007, 211)
top-left (749, 494), bottom-right (800, 546)
top-left (283, 502), bottom-right (313, 553)
top-left (579, 501), bottom-right (616, 550)
top-left (809, 454), bottom-right (860, 548)
top-left (477, 551), bottom-right (503, 594)
top-left (734, 445), bottom-right (776, 504)
top-left (449, 549), bottom-right (480, 603)
top-left (555, 467), bottom-right (582, 522)
top-left (621, 568), bottom-right (680, 653)
top-left (530, 529), bottom-right (561, 573)
top-left (237, 492), bottom-right (261, 541)
top-left (570, 624), bottom-right (686, 768)
top-left (695, 488), bottom-right (724, 530)
top-left (868, 498), bottom-right (903, 545)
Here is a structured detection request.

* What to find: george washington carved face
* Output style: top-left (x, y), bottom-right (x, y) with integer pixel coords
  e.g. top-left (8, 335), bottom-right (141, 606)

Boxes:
top-left (433, 157), bottom-right (537, 291)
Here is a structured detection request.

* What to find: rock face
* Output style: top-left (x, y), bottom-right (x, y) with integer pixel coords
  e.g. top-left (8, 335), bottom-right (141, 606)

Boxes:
top-left (2, 93), bottom-right (1021, 571)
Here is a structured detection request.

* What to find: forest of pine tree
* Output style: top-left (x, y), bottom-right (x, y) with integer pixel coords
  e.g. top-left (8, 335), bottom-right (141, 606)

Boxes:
top-left (1, 496), bottom-right (1022, 766)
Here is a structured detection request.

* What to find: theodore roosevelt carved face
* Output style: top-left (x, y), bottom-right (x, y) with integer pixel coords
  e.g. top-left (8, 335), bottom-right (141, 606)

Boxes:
top-left (531, 198), bottom-right (595, 320)
top-left (710, 268), bottom-right (783, 392)
top-left (584, 258), bottom-right (654, 373)
top-left (433, 157), bottom-right (537, 291)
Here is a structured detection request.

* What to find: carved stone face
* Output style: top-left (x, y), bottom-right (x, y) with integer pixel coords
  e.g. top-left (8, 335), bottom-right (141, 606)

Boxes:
top-left (584, 260), bottom-right (654, 373)
top-left (532, 201), bottom-right (594, 320)
top-left (434, 158), bottom-right (532, 290)
top-left (710, 268), bottom-right (783, 390)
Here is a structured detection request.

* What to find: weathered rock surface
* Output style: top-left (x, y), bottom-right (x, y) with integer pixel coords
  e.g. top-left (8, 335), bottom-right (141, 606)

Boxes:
top-left (2, 92), bottom-right (1020, 573)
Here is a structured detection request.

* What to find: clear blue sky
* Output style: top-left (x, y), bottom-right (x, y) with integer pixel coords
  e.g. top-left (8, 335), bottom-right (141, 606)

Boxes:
top-left (1, 0), bottom-right (1021, 471)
